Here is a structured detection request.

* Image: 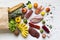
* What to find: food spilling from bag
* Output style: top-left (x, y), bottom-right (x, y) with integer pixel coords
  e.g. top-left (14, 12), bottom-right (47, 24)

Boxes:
top-left (0, 1), bottom-right (54, 39)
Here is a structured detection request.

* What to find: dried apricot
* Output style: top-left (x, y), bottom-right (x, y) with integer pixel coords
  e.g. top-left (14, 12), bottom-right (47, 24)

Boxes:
top-left (34, 3), bottom-right (38, 8)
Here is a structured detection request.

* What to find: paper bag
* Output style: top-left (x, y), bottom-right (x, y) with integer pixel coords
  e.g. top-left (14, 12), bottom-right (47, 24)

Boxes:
top-left (0, 7), bottom-right (9, 32)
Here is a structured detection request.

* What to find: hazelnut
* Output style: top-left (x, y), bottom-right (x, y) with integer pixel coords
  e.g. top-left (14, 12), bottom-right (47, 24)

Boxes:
top-left (46, 7), bottom-right (50, 12)
top-left (42, 34), bottom-right (46, 38)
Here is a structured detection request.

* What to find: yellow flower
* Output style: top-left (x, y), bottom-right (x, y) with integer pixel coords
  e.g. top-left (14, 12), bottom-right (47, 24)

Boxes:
top-left (15, 16), bottom-right (21, 23)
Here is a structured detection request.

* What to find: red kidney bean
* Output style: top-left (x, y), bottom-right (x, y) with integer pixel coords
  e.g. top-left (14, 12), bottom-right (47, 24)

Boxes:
top-left (25, 10), bottom-right (33, 19)
top-left (29, 22), bottom-right (40, 29)
top-left (42, 25), bottom-right (50, 33)
top-left (29, 27), bottom-right (40, 38)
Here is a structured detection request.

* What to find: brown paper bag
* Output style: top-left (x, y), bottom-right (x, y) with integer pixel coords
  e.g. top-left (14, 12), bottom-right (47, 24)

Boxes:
top-left (0, 7), bottom-right (9, 32)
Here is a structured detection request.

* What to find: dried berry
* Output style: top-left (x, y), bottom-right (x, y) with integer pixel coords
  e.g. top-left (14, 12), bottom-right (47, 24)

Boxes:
top-left (42, 25), bottom-right (50, 33)
top-left (29, 27), bottom-right (40, 38)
